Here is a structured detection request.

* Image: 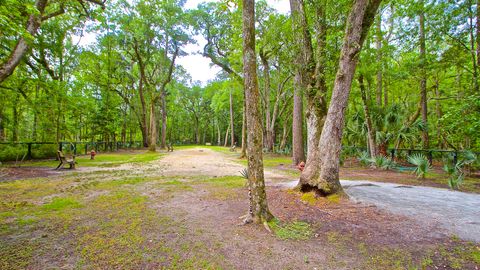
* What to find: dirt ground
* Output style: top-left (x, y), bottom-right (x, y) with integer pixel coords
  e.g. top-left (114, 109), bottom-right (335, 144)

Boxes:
top-left (0, 148), bottom-right (479, 269)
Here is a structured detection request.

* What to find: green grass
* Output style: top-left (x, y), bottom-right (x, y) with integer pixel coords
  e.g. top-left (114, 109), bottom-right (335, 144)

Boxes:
top-left (268, 219), bottom-right (313, 240)
top-left (42, 197), bottom-right (82, 211)
top-left (201, 176), bottom-right (246, 188)
top-left (14, 151), bottom-right (162, 168)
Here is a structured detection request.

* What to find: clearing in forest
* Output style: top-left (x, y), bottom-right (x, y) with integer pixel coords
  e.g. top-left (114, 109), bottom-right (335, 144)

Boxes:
top-left (0, 147), bottom-right (479, 269)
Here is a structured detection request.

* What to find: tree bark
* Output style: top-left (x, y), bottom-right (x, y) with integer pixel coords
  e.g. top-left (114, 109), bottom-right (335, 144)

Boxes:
top-left (291, 0), bottom-right (328, 190)
top-left (260, 49), bottom-right (274, 152)
top-left (148, 101), bottom-right (157, 151)
top-left (224, 126), bottom-right (230, 147)
top-left (216, 120), bottom-right (221, 145)
top-left (161, 92), bottom-right (167, 148)
top-left (240, 99), bottom-right (247, 158)
top-left (290, 0), bottom-right (306, 165)
top-left (242, 0), bottom-right (273, 223)
top-left (419, 0), bottom-right (429, 149)
top-left (359, 74), bottom-right (377, 157)
top-left (280, 117), bottom-right (290, 150)
top-left (315, 0), bottom-right (382, 195)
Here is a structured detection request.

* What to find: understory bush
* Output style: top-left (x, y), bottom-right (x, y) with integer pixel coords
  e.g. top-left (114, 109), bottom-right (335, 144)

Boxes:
top-left (407, 154), bottom-right (431, 179)
top-left (370, 155), bottom-right (396, 170)
top-left (0, 145), bottom-right (26, 162)
top-left (357, 151), bottom-right (370, 166)
top-left (444, 151), bottom-right (477, 190)
top-left (31, 144), bottom-right (57, 159)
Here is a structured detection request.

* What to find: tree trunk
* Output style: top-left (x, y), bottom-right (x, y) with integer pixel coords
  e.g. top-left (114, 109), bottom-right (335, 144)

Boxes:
top-left (359, 74), bottom-right (377, 157)
top-left (12, 93), bottom-right (20, 142)
top-left (161, 92), bottom-right (167, 148)
top-left (260, 50), bottom-right (274, 152)
top-left (0, 0), bottom-right (48, 83)
top-left (229, 89), bottom-right (235, 147)
top-left (315, 0), bottom-right (382, 196)
top-left (216, 120), bottom-right (221, 145)
top-left (280, 117), bottom-right (290, 150)
top-left (291, 0), bottom-right (328, 190)
top-left (289, 0), bottom-right (308, 166)
top-left (419, 0), bottom-right (429, 149)
top-left (138, 78), bottom-right (148, 147)
top-left (242, 0), bottom-right (273, 224)
top-left (375, 14), bottom-right (383, 107)
top-left (224, 126), bottom-right (230, 147)
top-left (240, 99), bottom-right (247, 158)
top-left (148, 101), bottom-right (157, 151)
top-left (291, 73), bottom-right (305, 165)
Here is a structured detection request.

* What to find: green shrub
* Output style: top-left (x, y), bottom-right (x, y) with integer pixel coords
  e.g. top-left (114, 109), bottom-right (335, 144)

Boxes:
top-left (370, 155), bottom-right (396, 170)
top-left (31, 144), bottom-right (57, 159)
top-left (407, 154), bottom-right (431, 179)
top-left (357, 151), bottom-right (370, 166)
top-left (0, 145), bottom-right (26, 162)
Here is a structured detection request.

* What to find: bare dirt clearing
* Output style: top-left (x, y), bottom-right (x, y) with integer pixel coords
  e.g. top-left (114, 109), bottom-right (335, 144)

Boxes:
top-left (0, 147), bottom-right (479, 269)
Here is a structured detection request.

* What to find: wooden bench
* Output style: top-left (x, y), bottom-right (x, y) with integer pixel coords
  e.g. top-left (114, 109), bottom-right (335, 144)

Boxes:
top-left (167, 144), bottom-right (174, 152)
top-left (55, 150), bottom-right (76, 170)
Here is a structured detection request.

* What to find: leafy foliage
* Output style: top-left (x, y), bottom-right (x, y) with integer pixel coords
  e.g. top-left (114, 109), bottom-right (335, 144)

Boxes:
top-left (407, 154), bottom-right (431, 179)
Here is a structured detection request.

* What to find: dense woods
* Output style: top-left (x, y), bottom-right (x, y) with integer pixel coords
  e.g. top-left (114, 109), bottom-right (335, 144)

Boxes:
top-left (1, 0), bottom-right (480, 170)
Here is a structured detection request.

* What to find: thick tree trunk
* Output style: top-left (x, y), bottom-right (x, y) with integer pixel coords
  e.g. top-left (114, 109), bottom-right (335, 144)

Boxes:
top-left (229, 89), bottom-right (235, 147)
top-left (291, 0), bottom-right (328, 190)
top-left (242, 0), bottom-right (273, 224)
top-left (290, 0), bottom-right (307, 166)
top-left (291, 74), bottom-right (305, 165)
top-left (315, 0), bottom-right (382, 195)
top-left (375, 15), bottom-right (383, 107)
top-left (359, 74), bottom-right (377, 157)
top-left (240, 99), bottom-right (247, 158)
top-left (419, 1), bottom-right (429, 149)
top-left (148, 102), bottom-right (157, 151)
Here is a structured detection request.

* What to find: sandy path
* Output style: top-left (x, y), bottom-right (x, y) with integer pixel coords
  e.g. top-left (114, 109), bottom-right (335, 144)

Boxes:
top-left (158, 147), bottom-right (286, 181)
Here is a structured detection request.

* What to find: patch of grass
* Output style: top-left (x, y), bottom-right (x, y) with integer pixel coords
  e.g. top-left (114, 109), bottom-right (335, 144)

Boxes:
top-left (0, 240), bottom-right (37, 270)
top-left (365, 248), bottom-right (415, 270)
top-left (201, 176), bottom-right (246, 188)
top-left (300, 192), bottom-right (317, 205)
top-left (160, 179), bottom-right (194, 192)
top-left (263, 155), bottom-right (293, 168)
top-left (268, 219), bottom-right (313, 240)
top-left (42, 197), bottom-right (82, 211)
top-left (100, 176), bottom-right (151, 187)
top-left (19, 151), bottom-right (163, 168)
top-left (326, 194), bottom-right (341, 204)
